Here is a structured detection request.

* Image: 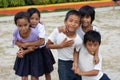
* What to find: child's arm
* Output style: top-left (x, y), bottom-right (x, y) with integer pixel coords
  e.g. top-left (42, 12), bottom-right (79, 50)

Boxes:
top-left (93, 48), bottom-right (99, 64)
top-left (15, 38), bottom-right (45, 48)
top-left (72, 49), bottom-right (79, 71)
top-left (23, 38), bottom-right (45, 47)
top-left (46, 39), bottom-right (74, 49)
top-left (75, 68), bottom-right (99, 76)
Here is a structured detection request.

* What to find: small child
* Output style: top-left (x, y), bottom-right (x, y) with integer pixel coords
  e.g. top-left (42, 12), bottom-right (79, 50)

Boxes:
top-left (15, 8), bottom-right (55, 80)
top-left (74, 30), bottom-right (110, 80)
top-left (46, 10), bottom-right (82, 80)
top-left (13, 11), bottom-right (44, 80)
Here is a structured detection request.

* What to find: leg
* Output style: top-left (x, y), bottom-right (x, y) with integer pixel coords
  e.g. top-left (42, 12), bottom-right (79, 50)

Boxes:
top-left (45, 73), bottom-right (51, 80)
top-left (112, 1), bottom-right (116, 10)
top-left (112, 0), bottom-right (118, 10)
top-left (58, 60), bottom-right (67, 80)
top-left (31, 76), bottom-right (39, 80)
top-left (22, 76), bottom-right (28, 80)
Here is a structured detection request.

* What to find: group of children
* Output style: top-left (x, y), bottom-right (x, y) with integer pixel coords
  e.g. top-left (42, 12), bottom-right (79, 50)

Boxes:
top-left (12, 5), bottom-right (110, 80)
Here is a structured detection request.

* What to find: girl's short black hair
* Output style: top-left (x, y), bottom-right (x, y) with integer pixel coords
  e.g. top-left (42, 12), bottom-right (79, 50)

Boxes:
top-left (65, 9), bottom-right (81, 21)
top-left (14, 11), bottom-right (29, 25)
top-left (27, 8), bottom-right (40, 18)
top-left (84, 30), bottom-right (101, 45)
top-left (79, 5), bottom-right (95, 24)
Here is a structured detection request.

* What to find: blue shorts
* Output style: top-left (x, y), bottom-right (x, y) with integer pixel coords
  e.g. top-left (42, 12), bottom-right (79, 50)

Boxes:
top-left (100, 73), bottom-right (110, 80)
top-left (58, 59), bottom-right (81, 80)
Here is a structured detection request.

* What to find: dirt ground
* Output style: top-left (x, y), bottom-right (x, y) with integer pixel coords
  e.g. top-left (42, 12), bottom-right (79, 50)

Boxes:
top-left (0, 6), bottom-right (120, 80)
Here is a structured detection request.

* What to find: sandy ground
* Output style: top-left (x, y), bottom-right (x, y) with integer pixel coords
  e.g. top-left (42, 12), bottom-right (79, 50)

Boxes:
top-left (0, 6), bottom-right (120, 80)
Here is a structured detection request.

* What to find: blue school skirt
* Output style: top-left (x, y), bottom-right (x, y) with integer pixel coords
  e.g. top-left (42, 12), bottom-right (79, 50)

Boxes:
top-left (40, 46), bottom-right (55, 73)
top-left (13, 48), bottom-right (44, 77)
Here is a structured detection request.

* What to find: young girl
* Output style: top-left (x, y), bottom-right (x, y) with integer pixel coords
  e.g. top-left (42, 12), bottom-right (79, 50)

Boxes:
top-left (74, 30), bottom-right (110, 80)
top-left (46, 10), bottom-right (82, 80)
top-left (15, 8), bottom-right (55, 80)
top-left (13, 11), bottom-right (44, 80)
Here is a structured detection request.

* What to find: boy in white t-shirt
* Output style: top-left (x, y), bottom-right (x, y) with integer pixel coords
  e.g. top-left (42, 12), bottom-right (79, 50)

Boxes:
top-left (47, 10), bottom-right (82, 80)
top-left (74, 30), bottom-right (110, 80)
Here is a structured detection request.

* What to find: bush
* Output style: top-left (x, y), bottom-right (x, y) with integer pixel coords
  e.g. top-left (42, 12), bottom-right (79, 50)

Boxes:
top-left (8, 0), bottom-right (25, 7)
top-left (0, 0), bottom-right (9, 8)
top-left (25, 0), bottom-right (34, 5)
top-left (0, 0), bottom-right (102, 8)
top-left (33, 0), bottom-right (51, 5)
top-left (50, 0), bottom-right (57, 4)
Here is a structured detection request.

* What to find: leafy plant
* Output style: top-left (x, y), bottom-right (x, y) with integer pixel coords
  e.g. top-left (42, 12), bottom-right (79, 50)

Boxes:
top-left (24, 0), bottom-right (34, 5)
top-left (0, 0), bottom-right (9, 8)
top-left (8, 0), bottom-right (25, 7)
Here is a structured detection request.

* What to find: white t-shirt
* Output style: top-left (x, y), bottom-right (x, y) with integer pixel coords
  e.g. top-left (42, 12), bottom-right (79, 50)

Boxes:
top-left (32, 23), bottom-right (45, 38)
top-left (78, 45), bottom-right (103, 80)
top-left (48, 28), bottom-right (83, 61)
top-left (76, 25), bottom-right (99, 40)
top-left (32, 23), bottom-right (46, 47)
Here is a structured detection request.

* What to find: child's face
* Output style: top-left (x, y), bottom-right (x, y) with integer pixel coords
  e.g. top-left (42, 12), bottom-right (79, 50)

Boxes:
top-left (64, 14), bottom-right (80, 33)
top-left (16, 18), bottom-right (30, 35)
top-left (30, 13), bottom-right (40, 27)
top-left (81, 15), bottom-right (91, 27)
top-left (85, 41), bottom-right (100, 55)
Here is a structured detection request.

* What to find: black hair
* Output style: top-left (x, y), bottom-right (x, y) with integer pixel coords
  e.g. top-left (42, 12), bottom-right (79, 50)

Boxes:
top-left (27, 8), bottom-right (40, 18)
top-left (14, 11), bottom-right (29, 25)
top-left (84, 30), bottom-right (101, 45)
top-left (79, 5), bottom-right (95, 24)
top-left (65, 9), bottom-right (81, 21)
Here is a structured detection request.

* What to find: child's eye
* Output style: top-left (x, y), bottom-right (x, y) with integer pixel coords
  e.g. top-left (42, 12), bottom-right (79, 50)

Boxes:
top-left (24, 24), bottom-right (27, 26)
top-left (18, 25), bottom-right (22, 27)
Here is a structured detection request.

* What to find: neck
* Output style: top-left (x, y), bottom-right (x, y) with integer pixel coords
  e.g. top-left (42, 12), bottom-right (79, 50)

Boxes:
top-left (82, 25), bottom-right (93, 33)
top-left (65, 31), bottom-right (76, 38)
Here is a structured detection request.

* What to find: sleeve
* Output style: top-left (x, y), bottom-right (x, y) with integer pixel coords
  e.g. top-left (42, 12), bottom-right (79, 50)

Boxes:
top-left (37, 24), bottom-right (45, 38)
top-left (48, 28), bottom-right (58, 43)
top-left (12, 29), bottom-right (18, 47)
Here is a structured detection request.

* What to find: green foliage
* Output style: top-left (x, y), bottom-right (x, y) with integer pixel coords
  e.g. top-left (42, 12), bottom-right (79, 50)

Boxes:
top-left (33, 0), bottom-right (50, 5)
top-left (57, 0), bottom-right (66, 3)
top-left (8, 0), bottom-right (25, 7)
top-left (0, 0), bottom-right (103, 8)
top-left (0, 0), bottom-right (9, 8)
top-left (50, 0), bottom-right (57, 4)
top-left (25, 0), bottom-right (34, 5)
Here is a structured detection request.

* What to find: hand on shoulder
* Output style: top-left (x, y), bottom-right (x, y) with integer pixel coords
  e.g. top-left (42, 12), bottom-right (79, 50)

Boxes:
top-left (58, 26), bottom-right (66, 33)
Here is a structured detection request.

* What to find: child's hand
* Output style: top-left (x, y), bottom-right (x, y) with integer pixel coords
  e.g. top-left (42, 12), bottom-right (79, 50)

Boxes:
top-left (74, 68), bottom-right (82, 75)
top-left (93, 55), bottom-right (99, 64)
top-left (60, 38), bottom-right (74, 48)
top-left (17, 49), bottom-right (24, 58)
top-left (72, 62), bottom-right (78, 71)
